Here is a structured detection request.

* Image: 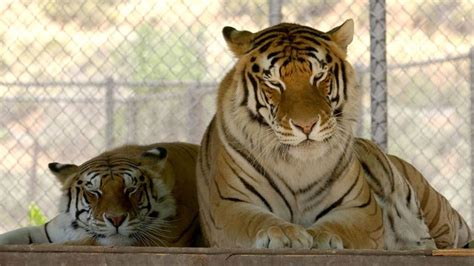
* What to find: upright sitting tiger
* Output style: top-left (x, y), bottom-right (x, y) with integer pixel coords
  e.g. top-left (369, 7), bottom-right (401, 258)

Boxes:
top-left (196, 19), bottom-right (472, 249)
top-left (0, 142), bottom-right (200, 246)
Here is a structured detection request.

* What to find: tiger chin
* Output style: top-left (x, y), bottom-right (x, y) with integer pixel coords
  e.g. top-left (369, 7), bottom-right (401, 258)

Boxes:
top-left (0, 143), bottom-right (201, 247)
top-left (196, 19), bottom-right (472, 250)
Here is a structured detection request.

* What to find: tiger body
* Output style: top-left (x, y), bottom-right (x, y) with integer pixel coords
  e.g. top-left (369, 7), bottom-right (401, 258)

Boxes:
top-left (355, 138), bottom-right (471, 249)
top-left (0, 142), bottom-right (200, 247)
top-left (197, 20), bottom-right (384, 249)
top-left (196, 20), bottom-right (472, 249)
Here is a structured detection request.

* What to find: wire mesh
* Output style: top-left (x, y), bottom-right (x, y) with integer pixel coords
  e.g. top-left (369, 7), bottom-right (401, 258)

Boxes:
top-left (0, 0), bottom-right (472, 233)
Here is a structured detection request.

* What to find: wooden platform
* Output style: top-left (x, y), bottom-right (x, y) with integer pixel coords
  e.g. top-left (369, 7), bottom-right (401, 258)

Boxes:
top-left (0, 245), bottom-right (473, 266)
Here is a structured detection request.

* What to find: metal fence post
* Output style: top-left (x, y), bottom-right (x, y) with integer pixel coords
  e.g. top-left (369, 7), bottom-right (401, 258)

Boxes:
top-left (187, 85), bottom-right (201, 144)
top-left (369, 0), bottom-right (388, 151)
top-left (126, 98), bottom-right (138, 143)
top-left (105, 78), bottom-right (115, 149)
top-left (268, 0), bottom-right (282, 26)
top-left (470, 46), bottom-right (474, 226)
top-left (354, 64), bottom-right (366, 137)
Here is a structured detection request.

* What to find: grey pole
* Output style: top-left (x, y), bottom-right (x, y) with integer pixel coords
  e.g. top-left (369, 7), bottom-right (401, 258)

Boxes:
top-left (470, 47), bottom-right (474, 228)
top-left (105, 77), bottom-right (115, 149)
top-left (126, 98), bottom-right (138, 143)
top-left (268, 0), bottom-right (282, 26)
top-left (369, 0), bottom-right (388, 151)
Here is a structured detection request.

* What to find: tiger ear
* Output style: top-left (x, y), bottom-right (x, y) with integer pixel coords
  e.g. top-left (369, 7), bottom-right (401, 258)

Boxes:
top-left (141, 147), bottom-right (172, 188)
top-left (141, 147), bottom-right (168, 170)
top-left (327, 19), bottom-right (354, 52)
top-left (48, 162), bottom-right (79, 184)
top-left (222, 26), bottom-right (254, 56)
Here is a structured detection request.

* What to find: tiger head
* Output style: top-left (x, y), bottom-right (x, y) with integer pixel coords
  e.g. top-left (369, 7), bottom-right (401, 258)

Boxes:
top-left (220, 20), bottom-right (358, 158)
top-left (48, 145), bottom-right (176, 246)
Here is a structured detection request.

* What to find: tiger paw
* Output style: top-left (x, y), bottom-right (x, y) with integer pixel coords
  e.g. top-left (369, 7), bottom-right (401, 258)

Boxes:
top-left (255, 224), bottom-right (313, 249)
top-left (307, 228), bottom-right (344, 249)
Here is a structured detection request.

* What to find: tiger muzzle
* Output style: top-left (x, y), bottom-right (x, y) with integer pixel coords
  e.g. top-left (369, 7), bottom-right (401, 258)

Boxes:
top-left (279, 86), bottom-right (332, 137)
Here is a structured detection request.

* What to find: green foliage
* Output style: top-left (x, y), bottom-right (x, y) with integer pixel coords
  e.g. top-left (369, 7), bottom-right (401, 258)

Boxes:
top-left (28, 202), bottom-right (47, 226)
top-left (113, 22), bottom-right (206, 96)
top-left (108, 22), bottom-right (207, 145)
top-left (130, 24), bottom-right (206, 82)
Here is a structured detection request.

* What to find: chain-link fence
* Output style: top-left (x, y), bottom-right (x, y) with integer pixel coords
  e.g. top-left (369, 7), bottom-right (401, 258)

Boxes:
top-left (0, 0), bottom-right (472, 233)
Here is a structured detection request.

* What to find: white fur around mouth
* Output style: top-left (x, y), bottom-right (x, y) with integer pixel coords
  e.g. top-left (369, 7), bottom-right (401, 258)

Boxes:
top-left (99, 233), bottom-right (135, 246)
top-left (278, 117), bottom-right (337, 145)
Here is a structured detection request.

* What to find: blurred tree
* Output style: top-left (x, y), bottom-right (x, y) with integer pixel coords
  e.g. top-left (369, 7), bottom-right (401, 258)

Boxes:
top-left (130, 24), bottom-right (206, 83)
top-left (40, 0), bottom-right (118, 29)
top-left (111, 22), bottom-right (207, 143)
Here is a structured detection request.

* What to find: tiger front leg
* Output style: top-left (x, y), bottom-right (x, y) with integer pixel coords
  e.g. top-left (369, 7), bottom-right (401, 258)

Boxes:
top-left (0, 215), bottom-right (72, 245)
top-left (307, 219), bottom-right (383, 249)
top-left (307, 202), bottom-right (384, 249)
top-left (0, 226), bottom-right (48, 245)
top-left (209, 200), bottom-right (313, 248)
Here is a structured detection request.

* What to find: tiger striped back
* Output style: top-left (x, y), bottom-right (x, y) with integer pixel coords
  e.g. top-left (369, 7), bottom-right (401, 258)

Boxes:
top-left (354, 138), bottom-right (472, 248)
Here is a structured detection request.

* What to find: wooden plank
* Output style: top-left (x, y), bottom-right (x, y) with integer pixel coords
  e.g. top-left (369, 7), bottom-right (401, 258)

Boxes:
top-left (0, 246), bottom-right (473, 266)
top-left (432, 249), bottom-right (474, 256)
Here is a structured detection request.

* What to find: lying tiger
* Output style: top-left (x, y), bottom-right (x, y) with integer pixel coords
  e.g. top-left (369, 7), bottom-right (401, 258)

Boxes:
top-left (0, 142), bottom-right (200, 246)
top-left (196, 19), bottom-right (473, 249)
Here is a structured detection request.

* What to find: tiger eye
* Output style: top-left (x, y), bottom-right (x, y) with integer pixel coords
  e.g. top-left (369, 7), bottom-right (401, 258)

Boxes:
top-left (125, 187), bottom-right (135, 195)
top-left (84, 190), bottom-right (99, 202)
top-left (252, 63), bottom-right (260, 73)
top-left (325, 53), bottom-right (332, 63)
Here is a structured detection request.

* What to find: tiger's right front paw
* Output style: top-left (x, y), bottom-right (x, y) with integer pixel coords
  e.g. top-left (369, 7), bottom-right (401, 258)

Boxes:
top-left (255, 224), bottom-right (313, 249)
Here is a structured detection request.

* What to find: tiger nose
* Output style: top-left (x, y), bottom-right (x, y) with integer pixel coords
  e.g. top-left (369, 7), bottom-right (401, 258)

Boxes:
top-left (104, 213), bottom-right (127, 227)
top-left (291, 119), bottom-right (318, 135)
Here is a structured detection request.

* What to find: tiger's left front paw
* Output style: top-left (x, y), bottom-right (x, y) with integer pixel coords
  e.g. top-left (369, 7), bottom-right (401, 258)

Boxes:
top-left (307, 228), bottom-right (344, 249)
top-left (255, 224), bottom-right (313, 249)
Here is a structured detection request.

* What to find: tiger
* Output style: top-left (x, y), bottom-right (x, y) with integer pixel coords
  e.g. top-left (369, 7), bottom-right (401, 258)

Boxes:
top-left (196, 19), bottom-right (472, 249)
top-left (0, 142), bottom-right (201, 247)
